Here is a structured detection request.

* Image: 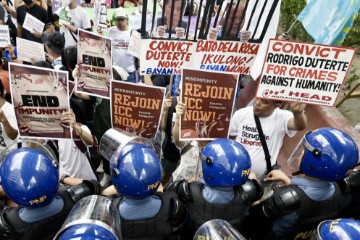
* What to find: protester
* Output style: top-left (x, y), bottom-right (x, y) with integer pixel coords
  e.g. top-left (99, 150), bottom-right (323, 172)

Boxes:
top-left (159, 93), bottom-right (181, 185)
top-left (229, 98), bottom-right (307, 179)
top-left (42, 31), bottom-right (65, 69)
top-left (0, 3), bottom-right (5, 24)
top-left (108, 7), bottom-right (138, 83)
top-left (16, 0), bottom-right (53, 43)
top-left (171, 99), bottom-right (210, 181)
top-left (54, 0), bottom-right (91, 47)
top-left (58, 109), bottom-right (97, 181)
top-left (0, 79), bottom-right (18, 153)
top-left (0, 49), bottom-right (10, 102)
top-left (62, 45), bottom-right (96, 130)
top-left (156, 0), bottom-right (187, 38)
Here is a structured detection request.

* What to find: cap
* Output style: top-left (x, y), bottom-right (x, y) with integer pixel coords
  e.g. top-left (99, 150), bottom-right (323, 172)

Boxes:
top-left (42, 31), bottom-right (65, 54)
top-left (113, 7), bottom-right (128, 19)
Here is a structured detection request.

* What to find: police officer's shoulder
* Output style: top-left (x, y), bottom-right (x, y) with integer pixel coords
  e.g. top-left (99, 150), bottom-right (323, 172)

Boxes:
top-left (262, 186), bottom-right (301, 220)
top-left (65, 180), bottom-right (101, 203)
top-left (166, 193), bottom-right (188, 228)
top-left (0, 213), bottom-right (17, 239)
top-left (164, 180), bottom-right (192, 202)
top-left (337, 171), bottom-right (360, 195)
top-left (238, 179), bottom-right (263, 204)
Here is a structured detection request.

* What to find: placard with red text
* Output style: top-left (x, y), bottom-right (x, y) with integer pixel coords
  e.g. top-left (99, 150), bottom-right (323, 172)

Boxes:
top-left (139, 39), bottom-right (195, 75)
top-left (256, 39), bottom-right (356, 106)
top-left (9, 63), bottom-right (71, 139)
top-left (192, 40), bottom-right (260, 75)
top-left (111, 81), bottom-right (165, 139)
top-left (180, 68), bottom-right (238, 141)
top-left (77, 29), bottom-right (112, 98)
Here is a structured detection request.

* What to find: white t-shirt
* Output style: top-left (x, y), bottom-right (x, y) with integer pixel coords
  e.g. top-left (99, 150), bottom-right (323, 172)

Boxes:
top-left (108, 27), bottom-right (136, 73)
top-left (56, 6), bottom-right (91, 47)
top-left (0, 102), bottom-right (19, 152)
top-left (172, 140), bottom-right (202, 181)
top-left (58, 125), bottom-right (97, 180)
top-left (229, 106), bottom-right (296, 178)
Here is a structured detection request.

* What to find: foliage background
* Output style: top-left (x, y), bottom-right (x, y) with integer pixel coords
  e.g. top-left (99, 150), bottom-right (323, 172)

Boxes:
top-left (279, 0), bottom-right (360, 85)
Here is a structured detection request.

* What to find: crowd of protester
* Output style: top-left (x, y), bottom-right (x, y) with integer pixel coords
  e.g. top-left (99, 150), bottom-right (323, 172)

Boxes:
top-left (0, 0), bottom-right (359, 239)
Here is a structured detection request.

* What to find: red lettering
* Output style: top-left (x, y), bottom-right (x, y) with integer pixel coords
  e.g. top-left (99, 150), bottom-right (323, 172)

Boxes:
top-left (332, 48), bottom-right (347, 59)
top-left (327, 72), bottom-right (338, 81)
top-left (149, 40), bottom-right (157, 50)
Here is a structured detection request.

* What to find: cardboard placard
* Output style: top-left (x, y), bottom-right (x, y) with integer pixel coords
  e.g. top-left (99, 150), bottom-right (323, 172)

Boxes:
top-left (256, 39), bottom-right (356, 106)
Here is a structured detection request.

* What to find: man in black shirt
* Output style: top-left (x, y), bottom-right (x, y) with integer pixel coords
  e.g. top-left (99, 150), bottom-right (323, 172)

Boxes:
top-left (16, 0), bottom-right (53, 43)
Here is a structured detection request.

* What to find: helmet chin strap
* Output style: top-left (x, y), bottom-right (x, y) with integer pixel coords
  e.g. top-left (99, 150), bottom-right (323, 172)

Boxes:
top-left (292, 170), bottom-right (303, 176)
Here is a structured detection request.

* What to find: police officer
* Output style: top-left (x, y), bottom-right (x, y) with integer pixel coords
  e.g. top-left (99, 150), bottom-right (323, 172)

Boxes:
top-left (0, 146), bottom-right (101, 239)
top-left (165, 138), bottom-right (263, 238)
top-left (247, 127), bottom-right (359, 240)
top-left (337, 171), bottom-right (360, 219)
top-left (54, 195), bottom-right (122, 240)
top-left (315, 218), bottom-right (360, 240)
top-left (194, 219), bottom-right (247, 240)
top-left (107, 139), bottom-right (188, 239)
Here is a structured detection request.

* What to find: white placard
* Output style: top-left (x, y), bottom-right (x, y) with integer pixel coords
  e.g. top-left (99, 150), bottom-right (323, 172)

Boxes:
top-left (0, 25), bottom-right (11, 48)
top-left (255, 39), bottom-right (356, 107)
top-left (16, 37), bottom-right (45, 62)
top-left (23, 13), bottom-right (45, 33)
top-left (127, 30), bottom-right (141, 58)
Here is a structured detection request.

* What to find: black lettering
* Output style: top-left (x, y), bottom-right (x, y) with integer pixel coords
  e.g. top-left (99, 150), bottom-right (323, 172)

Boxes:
top-left (82, 55), bottom-right (106, 67)
top-left (21, 95), bottom-right (59, 107)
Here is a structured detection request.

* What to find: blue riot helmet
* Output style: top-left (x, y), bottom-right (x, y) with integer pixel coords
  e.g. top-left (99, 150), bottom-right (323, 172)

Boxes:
top-left (316, 218), bottom-right (360, 240)
top-left (288, 128), bottom-right (359, 181)
top-left (110, 142), bottom-right (162, 198)
top-left (194, 219), bottom-right (247, 240)
top-left (59, 224), bottom-right (118, 240)
top-left (54, 195), bottom-right (121, 240)
top-left (0, 147), bottom-right (59, 207)
top-left (200, 138), bottom-right (251, 187)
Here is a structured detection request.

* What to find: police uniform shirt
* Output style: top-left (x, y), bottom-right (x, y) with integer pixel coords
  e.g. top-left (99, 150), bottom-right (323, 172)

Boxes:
top-left (271, 177), bottom-right (335, 237)
top-left (199, 179), bottom-right (235, 204)
top-left (19, 196), bottom-right (64, 222)
top-left (119, 195), bottom-right (162, 220)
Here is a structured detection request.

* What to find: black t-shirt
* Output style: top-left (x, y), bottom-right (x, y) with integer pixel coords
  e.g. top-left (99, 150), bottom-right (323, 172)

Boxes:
top-left (0, 5), bottom-right (5, 21)
top-left (16, 4), bottom-right (50, 43)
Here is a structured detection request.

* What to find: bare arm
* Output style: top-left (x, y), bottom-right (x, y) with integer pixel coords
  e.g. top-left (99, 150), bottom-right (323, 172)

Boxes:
top-left (73, 91), bottom-right (91, 101)
top-left (287, 101), bottom-right (307, 131)
top-left (159, 92), bottom-right (172, 131)
top-left (61, 110), bottom-right (94, 146)
top-left (101, 185), bottom-right (118, 196)
top-left (264, 169), bottom-right (291, 186)
top-left (17, 23), bottom-right (22, 38)
top-left (40, 0), bottom-right (47, 10)
top-left (74, 124), bottom-right (93, 146)
top-left (2, 0), bottom-right (17, 18)
top-left (61, 176), bottom-right (84, 186)
top-left (172, 100), bottom-right (186, 149)
top-left (0, 109), bottom-right (18, 140)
